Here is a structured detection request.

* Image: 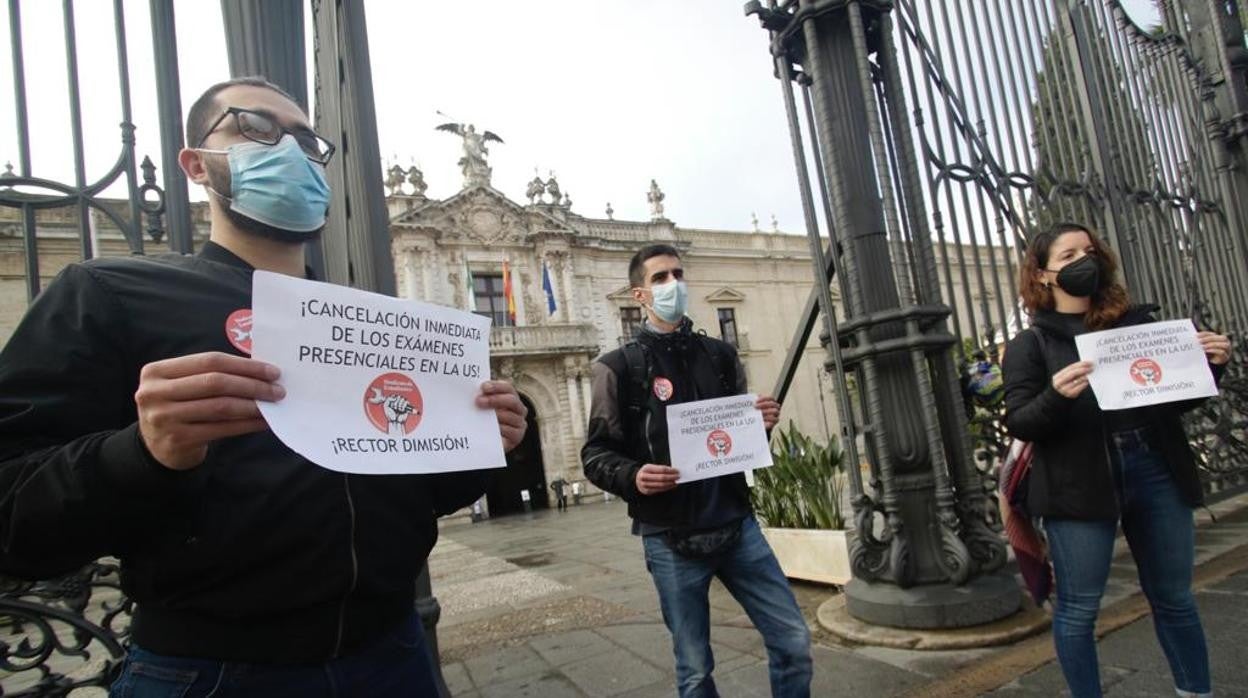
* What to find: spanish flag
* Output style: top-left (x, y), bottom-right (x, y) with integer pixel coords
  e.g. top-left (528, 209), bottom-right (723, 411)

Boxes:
top-left (502, 259), bottom-right (517, 325)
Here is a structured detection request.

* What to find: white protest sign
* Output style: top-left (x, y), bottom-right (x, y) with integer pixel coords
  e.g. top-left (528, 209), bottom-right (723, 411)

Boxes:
top-left (667, 394), bottom-right (773, 483)
top-left (251, 270), bottom-right (506, 474)
top-left (1074, 319), bottom-right (1217, 411)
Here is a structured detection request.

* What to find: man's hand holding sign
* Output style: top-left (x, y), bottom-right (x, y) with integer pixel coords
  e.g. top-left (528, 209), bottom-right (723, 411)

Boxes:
top-left (1068, 320), bottom-right (1230, 410)
top-left (635, 395), bottom-right (779, 495)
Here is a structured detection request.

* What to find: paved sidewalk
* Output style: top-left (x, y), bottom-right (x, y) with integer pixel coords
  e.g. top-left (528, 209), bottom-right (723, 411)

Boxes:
top-left (431, 495), bottom-right (1248, 697)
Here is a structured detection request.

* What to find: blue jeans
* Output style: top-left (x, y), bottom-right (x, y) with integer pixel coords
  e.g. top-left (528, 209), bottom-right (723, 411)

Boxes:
top-left (642, 516), bottom-right (812, 698)
top-left (109, 613), bottom-right (439, 697)
top-left (1044, 431), bottom-right (1210, 698)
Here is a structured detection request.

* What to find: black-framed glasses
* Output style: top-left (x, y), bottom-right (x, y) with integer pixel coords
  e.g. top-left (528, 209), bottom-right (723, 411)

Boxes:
top-left (196, 107), bottom-right (336, 165)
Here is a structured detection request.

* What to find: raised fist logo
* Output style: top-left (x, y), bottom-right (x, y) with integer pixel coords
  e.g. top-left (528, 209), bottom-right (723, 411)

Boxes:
top-left (364, 373), bottom-right (424, 435)
top-left (1129, 358), bottom-right (1163, 387)
top-left (706, 429), bottom-right (733, 458)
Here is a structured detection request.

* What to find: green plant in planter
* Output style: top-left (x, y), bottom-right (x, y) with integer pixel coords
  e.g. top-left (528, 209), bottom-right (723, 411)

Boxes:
top-left (751, 422), bottom-right (846, 530)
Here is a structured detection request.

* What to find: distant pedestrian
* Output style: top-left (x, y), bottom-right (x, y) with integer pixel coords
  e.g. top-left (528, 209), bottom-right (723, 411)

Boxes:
top-left (550, 477), bottom-right (569, 512)
top-left (1003, 222), bottom-right (1231, 698)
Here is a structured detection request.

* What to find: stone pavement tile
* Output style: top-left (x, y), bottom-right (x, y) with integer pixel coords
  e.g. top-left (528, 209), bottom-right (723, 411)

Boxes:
top-left (437, 568), bottom-right (569, 617)
top-left (442, 661), bottom-right (474, 695)
top-left (1209, 572), bottom-right (1248, 593)
top-left (529, 629), bottom-right (618, 667)
top-left (561, 651), bottom-right (667, 697)
top-left (616, 681), bottom-right (679, 698)
top-left (477, 671), bottom-right (587, 698)
top-left (847, 645), bottom-right (997, 679)
top-left (599, 623), bottom-right (676, 670)
top-left (809, 645), bottom-right (927, 697)
top-left (441, 596), bottom-right (640, 663)
top-left (462, 645), bottom-right (551, 688)
top-left (451, 692), bottom-right (481, 698)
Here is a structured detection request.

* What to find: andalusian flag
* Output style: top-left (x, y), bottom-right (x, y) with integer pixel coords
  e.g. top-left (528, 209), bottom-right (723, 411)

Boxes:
top-left (502, 259), bottom-right (517, 325)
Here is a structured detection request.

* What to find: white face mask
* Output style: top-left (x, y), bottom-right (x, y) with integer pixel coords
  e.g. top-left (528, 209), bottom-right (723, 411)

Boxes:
top-left (647, 280), bottom-right (688, 323)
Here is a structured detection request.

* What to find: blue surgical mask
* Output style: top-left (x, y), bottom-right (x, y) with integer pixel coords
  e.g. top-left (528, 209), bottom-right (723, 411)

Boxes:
top-left (648, 280), bottom-right (688, 323)
top-left (200, 134), bottom-right (330, 233)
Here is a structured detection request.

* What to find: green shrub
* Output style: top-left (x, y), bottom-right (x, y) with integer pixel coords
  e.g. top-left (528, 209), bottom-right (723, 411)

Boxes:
top-left (751, 422), bottom-right (846, 529)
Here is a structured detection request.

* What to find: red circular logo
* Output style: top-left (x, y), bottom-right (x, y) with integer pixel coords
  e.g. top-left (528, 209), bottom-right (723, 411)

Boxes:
top-left (225, 309), bottom-right (253, 354)
top-left (653, 377), bottom-right (674, 402)
top-left (1129, 358), bottom-right (1163, 387)
top-left (707, 429), bottom-right (733, 458)
top-left (363, 373), bottom-right (424, 435)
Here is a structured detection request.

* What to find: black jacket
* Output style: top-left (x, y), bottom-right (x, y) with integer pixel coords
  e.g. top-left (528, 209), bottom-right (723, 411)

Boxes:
top-left (1002, 305), bottom-right (1221, 520)
top-left (0, 242), bottom-right (487, 662)
top-left (581, 320), bottom-right (751, 528)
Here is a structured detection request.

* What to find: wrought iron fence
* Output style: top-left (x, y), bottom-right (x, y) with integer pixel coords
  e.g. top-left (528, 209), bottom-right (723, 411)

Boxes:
top-left (0, 0), bottom-right (184, 691)
top-left (889, 0), bottom-right (1248, 497)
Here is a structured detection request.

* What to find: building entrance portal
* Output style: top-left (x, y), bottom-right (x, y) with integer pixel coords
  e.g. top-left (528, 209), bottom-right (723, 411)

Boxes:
top-left (486, 394), bottom-right (547, 515)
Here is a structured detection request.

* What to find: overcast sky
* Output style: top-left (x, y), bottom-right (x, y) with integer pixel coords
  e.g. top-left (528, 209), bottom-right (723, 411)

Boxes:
top-left (0, 0), bottom-right (1161, 233)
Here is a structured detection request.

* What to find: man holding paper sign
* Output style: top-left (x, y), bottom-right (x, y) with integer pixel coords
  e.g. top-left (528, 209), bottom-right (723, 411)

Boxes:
top-left (582, 245), bottom-right (811, 698)
top-left (0, 78), bottom-right (526, 696)
top-left (1002, 223), bottom-right (1231, 698)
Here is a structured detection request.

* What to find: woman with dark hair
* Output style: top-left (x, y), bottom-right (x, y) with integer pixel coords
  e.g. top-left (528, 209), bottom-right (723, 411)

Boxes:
top-left (1002, 222), bottom-right (1232, 698)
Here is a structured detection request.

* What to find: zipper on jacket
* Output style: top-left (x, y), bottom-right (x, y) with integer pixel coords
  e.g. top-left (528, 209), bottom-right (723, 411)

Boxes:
top-left (332, 473), bottom-right (360, 658)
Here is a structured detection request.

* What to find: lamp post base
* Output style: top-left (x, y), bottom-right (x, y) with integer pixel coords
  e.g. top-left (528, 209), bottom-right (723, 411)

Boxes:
top-left (845, 571), bottom-right (1022, 629)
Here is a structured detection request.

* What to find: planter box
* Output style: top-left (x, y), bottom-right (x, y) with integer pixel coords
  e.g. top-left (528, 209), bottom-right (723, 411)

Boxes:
top-left (761, 527), bottom-right (852, 586)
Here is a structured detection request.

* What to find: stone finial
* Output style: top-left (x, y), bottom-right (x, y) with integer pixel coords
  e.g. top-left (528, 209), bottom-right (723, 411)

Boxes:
top-left (751, 212), bottom-right (759, 232)
top-left (385, 163), bottom-right (407, 196)
top-left (771, 213), bottom-right (779, 233)
top-left (0, 161), bottom-right (15, 181)
top-left (562, 192), bottom-right (572, 209)
top-left (605, 202), bottom-right (614, 220)
top-left (526, 168), bottom-right (545, 205)
top-left (406, 164), bottom-right (428, 199)
top-left (647, 179), bottom-right (666, 221)
top-left (544, 173), bottom-right (562, 206)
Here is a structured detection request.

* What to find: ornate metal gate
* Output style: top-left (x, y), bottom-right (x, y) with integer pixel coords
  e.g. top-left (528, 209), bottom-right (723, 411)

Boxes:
top-left (754, 0), bottom-right (1248, 625)
top-left (886, 0), bottom-right (1248, 496)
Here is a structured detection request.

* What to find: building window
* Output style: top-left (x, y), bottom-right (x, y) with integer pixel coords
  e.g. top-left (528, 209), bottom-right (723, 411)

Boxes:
top-left (620, 307), bottom-right (643, 341)
top-left (718, 308), bottom-right (739, 348)
top-left (473, 273), bottom-right (511, 327)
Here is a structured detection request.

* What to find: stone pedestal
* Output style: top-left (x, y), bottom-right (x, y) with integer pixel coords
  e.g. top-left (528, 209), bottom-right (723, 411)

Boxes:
top-left (845, 571), bottom-right (1021, 629)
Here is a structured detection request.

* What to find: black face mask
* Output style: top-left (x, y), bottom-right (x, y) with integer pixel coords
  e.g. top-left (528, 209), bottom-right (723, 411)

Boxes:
top-left (1049, 254), bottom-right (1101, 297)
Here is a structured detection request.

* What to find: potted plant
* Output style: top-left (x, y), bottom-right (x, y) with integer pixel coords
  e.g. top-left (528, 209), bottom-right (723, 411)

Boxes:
top-left (752, 423), bottom-right (851, 585)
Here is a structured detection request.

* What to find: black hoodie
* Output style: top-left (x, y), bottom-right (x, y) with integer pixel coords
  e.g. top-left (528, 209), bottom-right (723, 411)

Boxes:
top-left (0, 242), bottom-right (487, 662)
top-left (1002, 304), bottom-right (1222, 520)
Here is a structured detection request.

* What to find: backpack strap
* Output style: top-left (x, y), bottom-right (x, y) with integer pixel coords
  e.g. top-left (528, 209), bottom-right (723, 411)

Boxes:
top-left (696, 334), bottom-right (738, 396)
top-left (621, 341), bottom-right (651, 424)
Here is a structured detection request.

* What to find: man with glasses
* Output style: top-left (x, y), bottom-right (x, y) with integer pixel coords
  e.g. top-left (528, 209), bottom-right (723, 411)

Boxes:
top-left (0, 77), bottom-right (527, 696)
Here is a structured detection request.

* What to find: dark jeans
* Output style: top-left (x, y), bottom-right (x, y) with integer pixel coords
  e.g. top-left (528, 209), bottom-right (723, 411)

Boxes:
top-left (1043, 429), bottom-right (1210, 698)
top-left (642, 516), bottom-right (812, 698)
top-left (109, 613), bottom-right (439, 697)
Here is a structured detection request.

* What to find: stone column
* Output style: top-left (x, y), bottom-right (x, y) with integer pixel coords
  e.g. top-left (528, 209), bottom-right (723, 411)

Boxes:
top-left (565, 359), bottom-right (585, 440)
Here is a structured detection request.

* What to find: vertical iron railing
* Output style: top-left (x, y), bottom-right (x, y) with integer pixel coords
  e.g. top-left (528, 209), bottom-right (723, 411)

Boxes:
top-left (0, 0), bottom-right (174, 297)
top-left (1, 0), bottom-right (180, 690)
top-left (885, 0), bottom-right (1248, 496)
